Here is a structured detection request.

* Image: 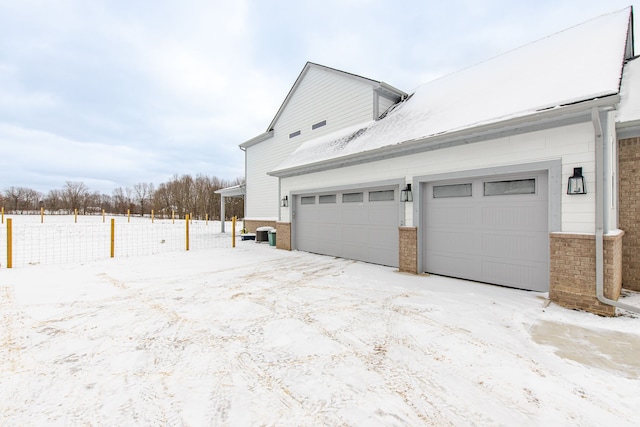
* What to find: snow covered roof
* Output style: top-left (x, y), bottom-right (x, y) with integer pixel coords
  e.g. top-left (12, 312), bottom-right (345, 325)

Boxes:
top-left (617, 56), bottom-right (640, 128)
top-left (272, 7), bottom-right (633, 177)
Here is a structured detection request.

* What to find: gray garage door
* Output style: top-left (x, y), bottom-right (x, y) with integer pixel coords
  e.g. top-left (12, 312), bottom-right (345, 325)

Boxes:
top-left (423, 172), bottom-right (549, 291)
top-left (295, 186), bottom-right (399, 267)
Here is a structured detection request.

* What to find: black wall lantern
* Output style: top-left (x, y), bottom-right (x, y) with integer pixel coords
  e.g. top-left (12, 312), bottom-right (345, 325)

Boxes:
top-left (281, 195), bottom-right (289, 207)
top-left (567, 167), bottom-right (586, 195)
top-left (400, 184), bottom-right (413, 202)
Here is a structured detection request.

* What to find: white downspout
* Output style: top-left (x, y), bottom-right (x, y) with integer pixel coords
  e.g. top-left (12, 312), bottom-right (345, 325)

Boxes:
top-left (592, 107), bottom-right (640, 314)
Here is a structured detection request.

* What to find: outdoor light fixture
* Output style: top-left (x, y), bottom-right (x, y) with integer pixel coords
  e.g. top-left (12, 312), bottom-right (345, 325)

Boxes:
top-left (567, 167), bottom-right (586, 195)
top-left (400, 184), bottom-right (413, 202)
top-left (281, 195), bottom-right (289, 207)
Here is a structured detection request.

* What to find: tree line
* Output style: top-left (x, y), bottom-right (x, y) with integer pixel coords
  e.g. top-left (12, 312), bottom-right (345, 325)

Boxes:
top-left (1, 174), bottom-right (244, 220)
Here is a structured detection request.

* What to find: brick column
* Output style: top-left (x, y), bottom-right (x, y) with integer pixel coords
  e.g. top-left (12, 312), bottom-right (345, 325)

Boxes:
top-left (619, 137), bottom-right (640, 291)
top-left (549, 232), bottom-right (624, 316)
top-left (275, 222), bottom-right (291, 251)
top-left (399, 227), bottom-right (418, 274)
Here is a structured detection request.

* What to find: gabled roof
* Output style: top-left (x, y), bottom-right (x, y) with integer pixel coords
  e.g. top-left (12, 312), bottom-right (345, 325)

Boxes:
top-left (271, 7), bottom-right (634, 177)
top-left (239, 62), bottom-right (406, 149)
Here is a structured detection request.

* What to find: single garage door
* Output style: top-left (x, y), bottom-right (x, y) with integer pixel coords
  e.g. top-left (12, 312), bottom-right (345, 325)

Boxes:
top-left (423, 172), bottom-right (549, 291)
top-left (295, 186), bottom-right (399, 267)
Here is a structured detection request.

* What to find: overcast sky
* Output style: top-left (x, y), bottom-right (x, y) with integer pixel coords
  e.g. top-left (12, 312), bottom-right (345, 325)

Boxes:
top-left (1, 0), bottom-right (637, 195)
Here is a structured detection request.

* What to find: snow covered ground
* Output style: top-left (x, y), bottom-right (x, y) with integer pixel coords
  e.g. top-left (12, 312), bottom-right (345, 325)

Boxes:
top-left (1, 226), bottom-right (640, 425)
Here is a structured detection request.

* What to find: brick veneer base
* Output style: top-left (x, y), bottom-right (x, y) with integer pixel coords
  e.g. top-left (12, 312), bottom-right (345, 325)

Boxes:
top-left (549, 232), bottom-right (624, 317)
top-left (243, 219), bottom-right (277, 233)
top-left (276, 222), bottom-right (291, 251)
top-left (399, 227), bottom-right (418, 274)
top-left (619, 137), bottom-right (640, 291)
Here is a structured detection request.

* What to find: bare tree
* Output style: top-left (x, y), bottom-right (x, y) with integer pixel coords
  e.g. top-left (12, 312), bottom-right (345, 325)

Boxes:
top-left (44, 189), bottom-right (63, 213)
top-left (24, 188), bottom-right (43, 213)
top-left (133, 182), bottom-right (155, 216)
top-left (112, 187), bottom-right (133, 215)
top-left (62, 181), bottom-right (89, 214)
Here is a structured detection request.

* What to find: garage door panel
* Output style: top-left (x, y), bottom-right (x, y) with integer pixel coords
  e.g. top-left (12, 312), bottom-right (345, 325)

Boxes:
top-left (319, 207), bottom-right (341, 223)
top-left (342, 207), bottom-right (366, 225)
top-left (481, 232), bottom-right (547, 260)
top-left (368, 205), bottom-right (398, 225)
top-left (427, 229), bottom-right (476, 254)
top-left (425, 172), bottom-right (549, 291)
top-left (317, 240), bottom-right (341, 256)
top-left (481, 260), bottom-right (547, 290)
top-left (368, 247), bottom-right (397, 266)
top-left (429, 206), bottom-right (477, 226)
top-left (481, 205), bottom-right (546, 229)
top-left (342, 225), bottom-right (369, 242)
top-left (321, 224), bottom-right (342, 240)
top-left (376, 227), bottom-right (399, 243)
top-left (429, 254), bottom-right (478, 278)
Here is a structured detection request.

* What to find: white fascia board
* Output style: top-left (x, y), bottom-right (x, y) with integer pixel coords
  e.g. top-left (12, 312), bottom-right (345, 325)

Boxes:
top-left (269, 94), bottom-right (620, 178)
top-left (376, 81), bottom-right (407, 99)
top-left (215, 184), bottom-right (245, 197)
top-left (239, 130), bottom-right (274, 149)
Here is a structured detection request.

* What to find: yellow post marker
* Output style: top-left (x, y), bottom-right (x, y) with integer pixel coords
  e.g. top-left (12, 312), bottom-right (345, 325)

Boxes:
top-left (127, 209), bottom-right (130, 223)
top-left (1, 207), bottom-right (4, 224)
top-left (172, 210), bottom-right (175, 224)
top-left (102, 209), bottom-right (105, 223)
top-left (232, 216), bottom-right (236, 248)
top-left (6, 218), bottom-right (12, 268)
top-left (41, 207), bottom-right (44, 223)
top-left (74, 208), bottom-right (78, 223)
top-left (152, 209), bottom-right (154, 224)
top-left (185, 214), bottom-right (190, 251)
top-left (110, 218), bottom-right (115, 258)
top-left (206, 213), bottom-right (208, 225)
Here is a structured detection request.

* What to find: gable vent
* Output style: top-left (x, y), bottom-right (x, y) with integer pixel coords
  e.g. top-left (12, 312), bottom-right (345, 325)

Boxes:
top-left (312, 120), bottom-right (327, 130)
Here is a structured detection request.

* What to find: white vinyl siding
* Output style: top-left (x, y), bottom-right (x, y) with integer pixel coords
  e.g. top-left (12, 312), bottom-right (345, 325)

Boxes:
top-left (280, 121), bottom-right (602, 234)
top-left (245, 66), bottom-right (384, 219)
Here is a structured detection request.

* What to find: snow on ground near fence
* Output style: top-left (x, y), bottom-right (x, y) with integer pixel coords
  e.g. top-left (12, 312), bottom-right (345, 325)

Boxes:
top-left (1, 235), bottom-right (640, 425)
top-left (0, 215), bottom-right (237, 267)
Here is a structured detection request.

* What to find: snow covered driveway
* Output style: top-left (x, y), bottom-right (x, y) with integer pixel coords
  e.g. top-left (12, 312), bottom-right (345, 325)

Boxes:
top-left (2, 242), bottom-right (639, 426)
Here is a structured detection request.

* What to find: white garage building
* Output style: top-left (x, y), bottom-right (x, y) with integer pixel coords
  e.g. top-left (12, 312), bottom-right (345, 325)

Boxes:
top-left (234, 7), bottom-right (640, 316)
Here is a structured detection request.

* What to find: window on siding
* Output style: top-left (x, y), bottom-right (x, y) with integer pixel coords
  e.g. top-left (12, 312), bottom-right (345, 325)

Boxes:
top-left (369, 190), bottom-right (395, 202)
top-left (301, 196), bottom-right (316, 204)
top-left (319, 194), bottom-right (336, 204)
top-left (289, 130), bottom-right (301, 138)
top-left (433, 183), bottom-right (472, 198)
top-left (484, 179), bottom-right (535, 196)
top-left (312, 120), bottom-right (327, 130)
top-left (343, 192), bottom-right (363, 203)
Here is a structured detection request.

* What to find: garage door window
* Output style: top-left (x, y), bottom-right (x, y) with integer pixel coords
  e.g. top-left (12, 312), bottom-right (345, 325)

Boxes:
top-left (343, 192), bottom-right (364, 203)
top-left (369, 190), bottom-right (395, 201)
top-left (433, 183), bottom-right (472, 198)
top-left (484, 179), bottom-right (535, 196)
top-left (301, 196), bottom-right (316, 204)
top-left (319, 194), bottom-right (336, 204)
